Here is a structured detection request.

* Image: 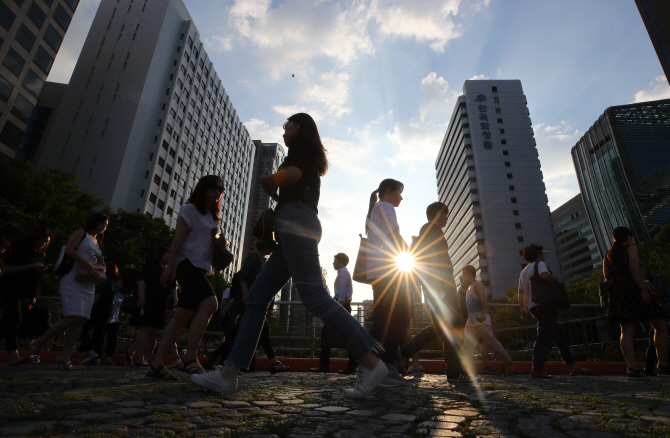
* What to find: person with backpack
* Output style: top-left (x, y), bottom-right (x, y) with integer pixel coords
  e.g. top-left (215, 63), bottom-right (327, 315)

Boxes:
top-left (1, 229), bottom-right (51, 366)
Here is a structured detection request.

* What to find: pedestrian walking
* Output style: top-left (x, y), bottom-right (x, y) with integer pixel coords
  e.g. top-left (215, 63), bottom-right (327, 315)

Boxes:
top-left (77, 263), bottom-right (122, 366)
top-left (310, 253), bottom-right (357, 374)
top-left (518, 243), bottom-right (587, 378)
top-left (461, 265), bottom-right (517, 374)
top-left (639, 260), bottom-right (670, 376)
top-left (397, 202), bottom-right (475, 382)
top-left (1, 229), bottom-right (51, 366)
top-left (191, 113), bottom-right (387, 398)
top-left (148, 175), bottom-right (228, 380)
top-left (603, 227), bottom-right (669, 377)
top-left (31, 213), bottom-right (108, 369)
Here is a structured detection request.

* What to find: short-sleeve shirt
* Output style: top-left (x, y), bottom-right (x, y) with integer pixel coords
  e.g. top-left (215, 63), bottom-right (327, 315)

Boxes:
top-left (221, 288), bottom-right (231, 301)
top-left (518, 261), bottom-right (549, 309)
top-left (366, 202), bottom-right (399, 280)
top-left (334, 267), bottom-right (353, 302)
top-left (177, 203), bottom-right (220, 271)
top-left (277, 144), bottom-right (321, 213)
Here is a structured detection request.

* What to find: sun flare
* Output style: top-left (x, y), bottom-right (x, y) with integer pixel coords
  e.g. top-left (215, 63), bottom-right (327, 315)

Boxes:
top-left (396, 252), bottom-right (415, 272)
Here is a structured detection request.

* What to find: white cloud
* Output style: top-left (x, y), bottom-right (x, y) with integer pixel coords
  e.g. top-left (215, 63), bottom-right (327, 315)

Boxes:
top-left (323, 136), bottom-right (374, 174)
top-left (419, 72), bottom-right (460, 121)
top-left (301, 71), bottom-right (352, 118)
top-left (369, 0), bottom-right (462, 53)
top-left (226, 0), bottom-right (374, 78)
top-left (244, 118), bottom-right (284, 143)
top-left (469, 74), bottom-right (489, 80)
top-left (204, 35), bottom-right (234, 52)
top-left (533, 121), bottom-right (583, 209)
top-left (633, 75), bottom-right (670, 103)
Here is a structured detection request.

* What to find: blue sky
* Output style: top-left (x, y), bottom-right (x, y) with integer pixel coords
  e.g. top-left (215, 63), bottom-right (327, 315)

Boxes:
top-left (48, 0), bottom-right (669, 301)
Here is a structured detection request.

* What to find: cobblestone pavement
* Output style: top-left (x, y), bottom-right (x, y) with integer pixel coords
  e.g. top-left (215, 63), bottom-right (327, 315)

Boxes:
top-left (1, 364), bottom-right (669, 438)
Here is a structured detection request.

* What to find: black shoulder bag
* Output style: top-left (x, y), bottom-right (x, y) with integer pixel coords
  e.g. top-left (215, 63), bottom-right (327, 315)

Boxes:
top-left (253, 208), bottom-right (278, 252)
top-left (530, 262), bottom-right (570, 309)
top-left (54, 232), bottom-right (87, 276)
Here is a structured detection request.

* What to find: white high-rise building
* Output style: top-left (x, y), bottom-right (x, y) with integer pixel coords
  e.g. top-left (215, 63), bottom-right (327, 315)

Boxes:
top-left (241, 140), bottom-right (285, 261)
top-left (34, 0), bottom-right (254, 274)
top-left (435, 80), bottom-right (559, 298)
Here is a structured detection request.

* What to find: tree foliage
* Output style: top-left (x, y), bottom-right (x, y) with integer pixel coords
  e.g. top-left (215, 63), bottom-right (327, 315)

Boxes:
top-left (638, 222), bottom-right (670, 280)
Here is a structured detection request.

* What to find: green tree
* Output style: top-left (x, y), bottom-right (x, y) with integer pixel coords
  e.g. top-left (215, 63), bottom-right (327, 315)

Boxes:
top-left (638, 222), bottom-right (670, 280)
top-left (0, 156), bottom-right (102, 261)
top-left (103, 209), bottom-right (174, 269)
top-left (565, 269), bottom-right (603, 305)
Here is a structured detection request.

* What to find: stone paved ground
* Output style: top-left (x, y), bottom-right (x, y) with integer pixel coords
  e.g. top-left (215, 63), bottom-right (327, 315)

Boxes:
top-left (1, 364), bottom-right (669, 438)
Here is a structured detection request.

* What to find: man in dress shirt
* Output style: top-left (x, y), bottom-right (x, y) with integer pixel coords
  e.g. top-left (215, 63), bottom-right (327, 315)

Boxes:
top-left (310, 253), bottom-right (357, 374)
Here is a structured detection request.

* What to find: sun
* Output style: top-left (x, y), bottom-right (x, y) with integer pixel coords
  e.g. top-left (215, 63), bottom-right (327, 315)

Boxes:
top-left (396, 252), bottom-right (415, 272)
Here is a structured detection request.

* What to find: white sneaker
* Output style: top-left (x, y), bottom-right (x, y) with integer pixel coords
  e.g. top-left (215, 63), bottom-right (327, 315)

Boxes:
top-left (80, 350), bottom-right (98, 365)
top-left (191, 370), bottom-right (237, 394)
top-left (378, 375), bottom-right (402, 387)
top-left (407, 365), bottom-right (425, 375)
top-left (344, 360), bottom-right (388, 399)
top-left (385, 362), bottom-right (409, 383)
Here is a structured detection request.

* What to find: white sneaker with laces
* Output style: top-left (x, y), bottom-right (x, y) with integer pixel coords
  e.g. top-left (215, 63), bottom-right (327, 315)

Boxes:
top-left (344, 360), bottom-right (388, 399)
top-left (191, 371), bottom-right (237, 394)
top-left (80, 350), bottom-right (98, 365)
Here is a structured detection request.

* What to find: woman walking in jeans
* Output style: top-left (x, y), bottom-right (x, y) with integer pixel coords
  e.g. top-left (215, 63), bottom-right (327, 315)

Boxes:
top-left (192, 113), bottom-right (388, 398)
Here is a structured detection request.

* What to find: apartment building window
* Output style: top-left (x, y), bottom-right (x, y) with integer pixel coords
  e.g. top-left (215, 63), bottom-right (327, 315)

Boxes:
top-left (511, 197), bottom-right (517, 203)
top-left (0, 74), bottom-right (12, 102)
top-left (22, 69), bottom-right (44, 96)
top-left (53, 4), bottom-right (72, 31)
top-left (501, 139), bottom-right (507, 144)
top-left (153, 175), bottom-right (161, 185)
top-left (509, 185), bottom-right (515, 191)
top-left (513, 210), bottom-right (519, 216)
top-left (140, 189), bottom-right (145, 198)
top-left (149, 193), bottom-right (157, 204)
top-left (496, 108), bottom-right (501, 113)
top-left (505, 162), bottom-right (512, 167)
top-left (499, 129), bottom-right (505, 134)
top-left (27, 3), bottom-right (46, 29)
top-left (517, 236), bottom-right (524, 242)
top-left (157, 200), bottom-right (165, 210)
top-left (491, 86), bottom-right (497, 92)
top-left (3, 49), bottom-right (25, 77)
top-left (503, 150), bottom-right (508, 155)
top-left (515, 223), bottom-right (522, 229)
top-left (493, 97), bottom-right (499, 103)
top-left (507, 173), bottom-right (513, 179)
top-left (158, 157), bottom-right (165, 167)
top-left (16, 25), bottom-right (36, 52)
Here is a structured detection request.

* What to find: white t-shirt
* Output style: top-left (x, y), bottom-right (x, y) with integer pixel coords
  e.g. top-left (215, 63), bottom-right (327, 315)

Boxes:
top-left (177, 203), bottom-right (220, 271)
top-left (366, 202), bottom-right (399, 280)
top-left (334, 267), bottom-right (353, 302)
top-left (465, 282), bottom-right (491, 326)
top-left (221, 288), bottom-right (231, 301)
top-left (518, 261), bottom-right (549, 309)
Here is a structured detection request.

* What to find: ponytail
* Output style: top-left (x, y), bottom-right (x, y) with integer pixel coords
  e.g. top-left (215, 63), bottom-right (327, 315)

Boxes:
top-left (365, 178), bottom-right (404, 235)
top-left (365, 190), bottom-right (380, 234)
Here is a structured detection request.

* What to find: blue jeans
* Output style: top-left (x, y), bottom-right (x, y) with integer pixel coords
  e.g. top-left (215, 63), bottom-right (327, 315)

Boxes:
top-left (226, 201), bottom-right (379, 369)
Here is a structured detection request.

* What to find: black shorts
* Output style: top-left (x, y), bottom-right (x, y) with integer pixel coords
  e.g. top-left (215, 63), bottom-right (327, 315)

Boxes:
top-left (176, 258), bottom-right (216, 310)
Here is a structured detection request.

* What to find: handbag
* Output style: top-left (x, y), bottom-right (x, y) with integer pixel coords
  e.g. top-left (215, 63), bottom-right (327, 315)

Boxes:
top-left (75, 263), bottom-right (107, 286)
top-left (352, 234), bottom-right (372, 284)
top-left (253, 208), bottom-right (278, 251)
top-left (598, 282), bottom-right (609, 308)
top-left (530, 261), bottom-right (570, 309)
top-left (54, 233), bottom-right (87, 276)
top-left (211, 229), bottom-right (235, 271)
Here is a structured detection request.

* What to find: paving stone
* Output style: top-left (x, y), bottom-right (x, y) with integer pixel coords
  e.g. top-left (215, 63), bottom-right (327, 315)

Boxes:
top-left (346, 409), bottom-right (375, 417)
top-left (380, 413), bottom-right (416, 421)
top-left (566, 431), bottom-right (620, 438)
top-left (282, 399), bottom-right (305, 404)
top-left (223, 401), bottom-right (251, 408)
top-left (70, 412), bottom-right (121, 420)
top-left (152, 404), bottom-right (188, 410)
top-left (115, 400), bottom-right (146, 407)
top-left (435, 415), bottom-right (467, 423)
top-left (418, 421), bottom-right (460, 430)
top-left (642, 415), bottom-right (670, 424)
top-left (113, 407), bottom-right (151, 416)
top-left (557, 415), bottom-right (598, 431)
top-left (416, 429), bottom-right (462, 437)
top-left (185, 400), bottom-right (221, 409)
top-left (252, 400), bottom-right (279, 407)
top-left (315, 406), bottom-right (350, 413)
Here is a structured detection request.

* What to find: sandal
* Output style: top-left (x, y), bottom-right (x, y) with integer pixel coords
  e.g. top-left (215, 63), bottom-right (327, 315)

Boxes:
top-left (626, 367), bottom-right (647, 378)
top-left (270, 361), bottom-right (290, 375)
top-left (181, 358), bottom-right (205, 375)
top-left (146, 363), bottom-right (180, 381)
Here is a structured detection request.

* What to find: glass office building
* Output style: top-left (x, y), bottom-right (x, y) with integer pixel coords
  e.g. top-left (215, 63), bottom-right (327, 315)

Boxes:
top-left (571, 99), bottom-right (670, 256)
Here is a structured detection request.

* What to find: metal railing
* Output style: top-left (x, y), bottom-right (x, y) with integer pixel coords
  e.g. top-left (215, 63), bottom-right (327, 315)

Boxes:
top-left (12, 298), bottom-right (650, 362)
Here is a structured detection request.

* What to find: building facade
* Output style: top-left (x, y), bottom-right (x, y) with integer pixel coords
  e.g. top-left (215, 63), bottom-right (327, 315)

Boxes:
top-left (0, 0), bottom-right (78, 157)
top-left (34, 0), bottom-right (255, 275)
top-left (435, 79), bottom-right (559, 298)
top-left (571, 99), bottom-right (670, 256)
top-left (635, 0), bottom-right (670, 80)
top-left (241, 140), bottom-right (285, 261)
top-left (550, 194), bottom-right (601, 283)
top-left (15, 80), bottom-right (66, 161)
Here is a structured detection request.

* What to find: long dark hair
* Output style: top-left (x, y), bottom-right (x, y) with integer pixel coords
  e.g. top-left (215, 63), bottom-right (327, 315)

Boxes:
top-left (12, 229), bottom-right (51, 256)
top-left (84, 212), bottom-right (108, 251)
top-left (365, 179), bottom-right (404, 234)
top-left (606, 226), bottom-right (633, 263)
top-left (187, 175), bottom-right (223, 220)
top-left (286, 113), bottom-right (328, 176)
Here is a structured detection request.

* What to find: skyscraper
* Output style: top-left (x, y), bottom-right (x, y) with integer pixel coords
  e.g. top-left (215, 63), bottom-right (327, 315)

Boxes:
top-left (550, 194), bottom-right (602, 284)
top-left (242, 140), bottom-right (285, 261)
top-left (635, 0), bottom-right (670, 79)
top-left (34, 0), bottom-right (255, 274)
top-left (571, 99), bottom-right (670, 256)
top-left (0, 0), bottom-right (78, 157)
top-left (435, 79), bottom-right (559, 298)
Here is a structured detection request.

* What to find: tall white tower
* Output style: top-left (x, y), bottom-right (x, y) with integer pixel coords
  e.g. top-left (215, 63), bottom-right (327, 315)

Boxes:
top-left (435, 79), bottom-right (559, 297)
top-left (34, 0), bottom-right (255, 274)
